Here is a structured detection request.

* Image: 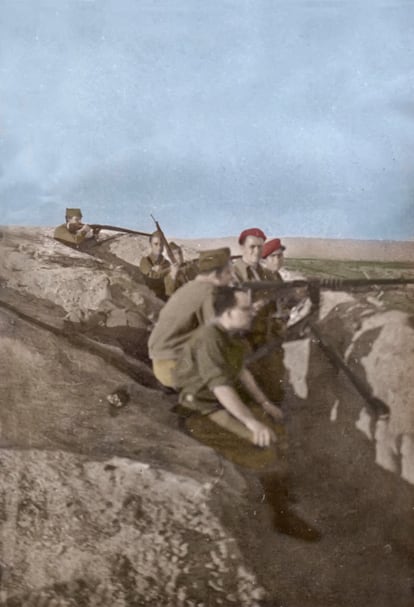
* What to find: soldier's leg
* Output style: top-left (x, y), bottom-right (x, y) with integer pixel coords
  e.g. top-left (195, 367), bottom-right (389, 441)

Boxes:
top-left (184, 405), bottom-right (321, 541)
top-left (184, 405), bottom-right (287, 474)
top-left (152, 359), bottom-right (178, 389)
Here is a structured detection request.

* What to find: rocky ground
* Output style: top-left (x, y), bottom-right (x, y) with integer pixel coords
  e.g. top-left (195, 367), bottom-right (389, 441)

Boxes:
top-left (0, 226), bottom-right (413, 606)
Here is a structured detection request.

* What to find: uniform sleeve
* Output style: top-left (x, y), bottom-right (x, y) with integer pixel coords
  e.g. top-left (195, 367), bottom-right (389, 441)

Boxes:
top-left (196, 337), bottom-right (234, 390)
top-left (139, 256), bottom-right (152, 276)
top-left (140, 256), bottom-right (170, 279)
top-left (199, 291), bottom-right (215, 325)
top-left (53, 225), bottom-right (81, 244)
top-left (149, 259), bottom-right (171, 279)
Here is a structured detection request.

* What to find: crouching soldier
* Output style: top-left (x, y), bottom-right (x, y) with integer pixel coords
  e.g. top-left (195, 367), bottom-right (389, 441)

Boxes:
top-left (174, 286), bottom-right (321, 541)
top-left (54, 208), bottom-right (99, 248)
top-left (148, 247), bottom-right (233, 389)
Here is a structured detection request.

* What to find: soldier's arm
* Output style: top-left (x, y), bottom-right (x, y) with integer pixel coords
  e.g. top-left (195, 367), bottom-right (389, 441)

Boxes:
top-left (196, 334), bottom-right (276, 447)
top-left (145, 260), bottom-right (171, 279)
top-left (164, 266), bottom-right (179, 296)
top-left (140, 256), bottom-right (170, 279)
top-left (212, 385), bottom-right (276, 447)
top-left (239, 368), bottom-right (283, 422)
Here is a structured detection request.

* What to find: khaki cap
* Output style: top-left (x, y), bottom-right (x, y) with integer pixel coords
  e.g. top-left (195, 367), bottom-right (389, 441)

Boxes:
top-left (168, 241), bottom-right (182, 251)
top-left (66, 208), bottom-right (83, 218)
top-left (198, 247), bottom-right (231, 272)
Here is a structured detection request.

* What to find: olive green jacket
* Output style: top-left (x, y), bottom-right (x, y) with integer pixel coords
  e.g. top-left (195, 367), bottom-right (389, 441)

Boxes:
top-left (148, 280), bottom-right (215, 360)
top-left (53, 224), bottom-right (87, 246)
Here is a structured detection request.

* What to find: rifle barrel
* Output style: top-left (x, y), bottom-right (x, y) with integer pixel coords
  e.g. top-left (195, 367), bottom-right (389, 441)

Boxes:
top-left (90, 224), bottom-right (152, 237)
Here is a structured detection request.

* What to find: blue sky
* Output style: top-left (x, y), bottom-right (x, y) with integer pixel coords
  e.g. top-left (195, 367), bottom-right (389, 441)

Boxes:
top-left (1, 0), bottom-right (414, 239)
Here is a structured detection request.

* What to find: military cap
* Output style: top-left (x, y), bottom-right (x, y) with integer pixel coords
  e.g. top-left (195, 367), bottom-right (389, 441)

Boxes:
top-left (262, 238), bottom-right (286, 259)
top-left (198, 247), bottom-right (231, 273)
top-left (168, 241), bottom-right (182, 251)
top-left (238, 227), bottom-right (266, 245)
top-left (65, 208), bottom-right (83, 218)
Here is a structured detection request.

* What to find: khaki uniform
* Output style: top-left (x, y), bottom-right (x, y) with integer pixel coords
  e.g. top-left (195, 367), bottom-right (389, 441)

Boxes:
top-left (164, 261), bottom-right (199, 297)
top-left (233, 258), bottom-right (286, 403)
top-left (148, 280), bottom-right (216, 387)
top-left (174, 323), bottom-right (287, 473)
top-left (53, 224), bottom-right (88, 247)
top-left (139, 255), bottom-right (171, 301)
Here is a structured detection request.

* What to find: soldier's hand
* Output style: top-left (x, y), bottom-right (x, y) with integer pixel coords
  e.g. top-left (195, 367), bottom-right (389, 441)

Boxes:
top-left (262, 401), bottom-right (284, 422)
top-left (245, 419), bottom-right (276, 447)
top-left (252, 299), bottom-right (266, 313)
top-left (80, 223), bottom-right (92, 234)
top-left (152, 264), bottom-right (161, 272)
top-left (169, 263), bottom-right (180, 279)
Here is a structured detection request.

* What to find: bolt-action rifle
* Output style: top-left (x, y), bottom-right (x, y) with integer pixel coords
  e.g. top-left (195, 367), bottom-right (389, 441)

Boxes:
top-left (150, 215), bottom-right (177, 264)
top-left (88, 224), bottom-right (152, 237)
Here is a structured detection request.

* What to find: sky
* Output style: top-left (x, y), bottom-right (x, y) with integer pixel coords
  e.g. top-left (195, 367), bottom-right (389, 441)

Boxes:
top-left (0, 0), bottom-right (414, 239)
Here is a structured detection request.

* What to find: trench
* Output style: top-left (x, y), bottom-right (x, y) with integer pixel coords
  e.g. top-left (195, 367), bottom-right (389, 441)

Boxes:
top-left (1, 294), bottom-right (413, 606)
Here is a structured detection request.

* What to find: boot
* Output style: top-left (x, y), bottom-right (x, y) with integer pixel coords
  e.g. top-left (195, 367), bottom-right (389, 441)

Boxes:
top-left (259, 474), bottom-right (322, 542)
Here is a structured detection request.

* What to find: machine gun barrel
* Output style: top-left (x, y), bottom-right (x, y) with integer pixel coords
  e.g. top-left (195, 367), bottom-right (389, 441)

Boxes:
top-left (242, 277), bottom-right (414, 292)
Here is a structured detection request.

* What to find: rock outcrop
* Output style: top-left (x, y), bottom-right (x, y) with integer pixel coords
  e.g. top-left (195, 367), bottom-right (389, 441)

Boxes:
top-left (1, 226), bottom-right (413, 606)
top-left (0, 228), bottom-right (267, 605)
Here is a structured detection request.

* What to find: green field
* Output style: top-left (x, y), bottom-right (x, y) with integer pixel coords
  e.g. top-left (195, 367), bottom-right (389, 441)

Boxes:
top-left (285, 258), bottom-right (414, 280)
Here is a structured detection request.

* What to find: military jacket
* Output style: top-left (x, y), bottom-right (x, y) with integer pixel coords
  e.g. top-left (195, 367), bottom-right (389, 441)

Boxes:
top-left (164, 261), bottom-right (199, 297)
top-left (139, 254), bottom-right (171, 300)
top-left (148, 280), bottom-right (215, 360)
top-left (232, 259), bottom-right (284, 346)
top-left (175, 323), bottom-right (248, 415)
top-left (53, 224), bottom-right (87, 246)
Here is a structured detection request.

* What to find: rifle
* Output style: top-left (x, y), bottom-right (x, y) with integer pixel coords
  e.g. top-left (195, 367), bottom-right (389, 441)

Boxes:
top-left (88, 224), bottom-right (152, 237)
top-left (150, 215), bottom-right (177, 264)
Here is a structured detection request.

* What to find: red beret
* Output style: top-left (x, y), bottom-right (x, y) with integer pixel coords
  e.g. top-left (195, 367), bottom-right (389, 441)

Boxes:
top-left (238, 227), bottom-right (266, 245)
top-left (262, 238), bottom-right (286, 259)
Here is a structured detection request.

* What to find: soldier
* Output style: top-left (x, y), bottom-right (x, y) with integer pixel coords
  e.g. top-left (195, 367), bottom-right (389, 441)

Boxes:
top-left (233, 228), bottom-right (286, 403)
top-left (164, 242), bottom-right (199, 297)
top-left (148, 247), bottom-right (233, 389)
top-left (139, 231), bottom-right (172, 300)
top-left (261, 238), bottom-right (286, 281)
top-left (174, 286), bottom-right (321, 541)
top-left (54, 208), bottom-right (99, 248)
top-left (233, 227), bottom-right (270, 282)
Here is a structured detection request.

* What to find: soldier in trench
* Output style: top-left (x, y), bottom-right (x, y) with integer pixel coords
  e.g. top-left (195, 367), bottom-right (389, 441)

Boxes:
top-left (54, 208), bottom-right (100, 248)
top-left (174, 285), bottom-right (321, 541)
top-left (139, 230), bottom-right (173, 301)
top-left (233, 228), bottom-right (287, 405)
top-left (148, 247), bottom-right (233, 389)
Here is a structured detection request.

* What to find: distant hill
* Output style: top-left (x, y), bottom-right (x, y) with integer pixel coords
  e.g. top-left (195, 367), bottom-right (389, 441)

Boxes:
top-left (176, 236), bottom-right (414, 263)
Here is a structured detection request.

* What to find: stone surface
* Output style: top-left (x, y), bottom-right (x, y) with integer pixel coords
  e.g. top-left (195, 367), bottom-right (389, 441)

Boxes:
top-left (1, 227), bottom-right (413, 606)
top-left (0, 450), bottom-right (265, 606)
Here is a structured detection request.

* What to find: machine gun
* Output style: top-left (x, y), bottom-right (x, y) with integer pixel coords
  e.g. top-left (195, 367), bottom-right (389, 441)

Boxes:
top-left (242, 275), bottom-right (414, 419)
top-left (242, 276), bottom-right (414, 307)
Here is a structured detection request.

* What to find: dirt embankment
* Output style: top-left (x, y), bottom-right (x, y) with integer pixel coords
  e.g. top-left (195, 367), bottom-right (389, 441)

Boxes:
top-left (0, 226), bottom-right (413, 607)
